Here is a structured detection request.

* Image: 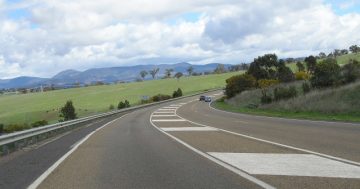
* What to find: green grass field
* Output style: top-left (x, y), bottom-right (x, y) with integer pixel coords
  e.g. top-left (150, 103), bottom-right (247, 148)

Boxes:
top-left (0, 72), bottom-right (240, 125)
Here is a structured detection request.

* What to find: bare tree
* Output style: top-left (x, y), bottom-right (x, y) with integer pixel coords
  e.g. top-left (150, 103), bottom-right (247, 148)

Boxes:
top-left (149, 68), bottom-right (160, 79)
top-left (165, 68), bottom-right (174, 78)
top-left (139, 70), bottom-right (148, 80)
top-left (174, 72), bottom-right (183, 81)
top-left (186, 66), bottom-right (194, 76)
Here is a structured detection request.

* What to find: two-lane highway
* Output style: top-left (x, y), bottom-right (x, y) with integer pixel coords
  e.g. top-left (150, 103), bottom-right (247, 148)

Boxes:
top-left (1, 91), bottom-right (360, 189)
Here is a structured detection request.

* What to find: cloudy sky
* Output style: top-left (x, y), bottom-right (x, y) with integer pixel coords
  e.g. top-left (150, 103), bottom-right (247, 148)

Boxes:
top-left (0, 0), bottom-right (359, 79)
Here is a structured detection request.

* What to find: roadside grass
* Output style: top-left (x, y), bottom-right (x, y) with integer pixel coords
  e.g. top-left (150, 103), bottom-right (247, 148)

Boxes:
top-left (0, 72), bottom-right (241, 126)
top-left (213, 81), bottom-right (360, 123)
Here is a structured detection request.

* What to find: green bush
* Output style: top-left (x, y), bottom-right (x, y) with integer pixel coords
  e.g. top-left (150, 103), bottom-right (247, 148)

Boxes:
top-left (151, 94), bottom-right (172, 102)
top-left (295, 71), bottom-right (310, 80)
top-left (118, 100), bottom-right (130, 109)
top-left (311, 58), bottom-right (341, 88)
top-left (109, 104), bottom-right (115, 110)
top-left (31, 120), bottom-right (48, 128)
top-left (302, 82), bottom-right (311, 94)
top-left (225, 74), bottom-right (256, 98)
top-left (274, 86), bottom-right (298, 101)
top-left (261, 94), bottom-right (272, 104)
top-left (172, 88), bottom-right (183, 98)
top-left (4, 124), bottom-right (31, 133)
top-left (59, 100), bottom-right (77, 121)
top-left (124, 100), bottom-right (130, 108)
top-left (277, 65), bottom-right (295, 83)
top-left (341, 60), bottom-right (360, 84)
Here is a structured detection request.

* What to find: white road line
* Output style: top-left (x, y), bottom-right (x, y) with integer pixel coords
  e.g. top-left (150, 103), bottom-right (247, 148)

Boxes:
top-left (175, 104), bottom-right (360, 167)
top-left (160, 107), bottom-right (178, 109)
top-left (158, 108), bottom-right (177, 111)
top-left (208, 153), bottom-right (360, 179)
top-left (169, 105), bottom-right (182, 107)
top-left (149, 113), bottom-right (275, 189)
top-left (27, 115), bottom-right (126, 189)
top-left (161, 127), bottom-right (218, 131)
top-left (151, 115), bottom-right (179, 117)
top-left (154, 111), bottom-right (175, 114)
top-left (152, 119), bottom-right (186, 122)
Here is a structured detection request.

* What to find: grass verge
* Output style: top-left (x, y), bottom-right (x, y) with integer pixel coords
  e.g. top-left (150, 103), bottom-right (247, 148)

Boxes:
top-left (212, 100), bottom-right (360, 123)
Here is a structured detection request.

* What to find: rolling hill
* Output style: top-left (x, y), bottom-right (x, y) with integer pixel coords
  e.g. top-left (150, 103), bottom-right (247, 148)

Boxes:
top-left (0, 63), bottom-right (231, 89)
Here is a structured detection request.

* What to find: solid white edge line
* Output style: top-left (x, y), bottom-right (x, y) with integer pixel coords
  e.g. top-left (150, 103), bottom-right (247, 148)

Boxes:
top-left (27, 115), bottom-right (125, 189)
top-left (149, 113), bottom-right (275, 189)
top-left (175, 101), bottom-right (360, 167)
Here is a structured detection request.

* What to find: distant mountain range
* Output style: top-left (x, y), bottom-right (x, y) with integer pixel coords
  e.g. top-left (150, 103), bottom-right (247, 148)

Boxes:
top-left (0, 62), bottom-right (232, 89)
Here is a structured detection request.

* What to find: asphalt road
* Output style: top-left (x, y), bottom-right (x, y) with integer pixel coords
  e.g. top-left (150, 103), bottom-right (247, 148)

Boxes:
top-left (1, 91), bottom-right (360, 189)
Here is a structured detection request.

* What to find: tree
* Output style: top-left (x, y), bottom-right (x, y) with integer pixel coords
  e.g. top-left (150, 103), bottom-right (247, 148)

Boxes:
top-left (165, 69), bottom-right (174, 78)
top-left (149, 68), bottom-right (160, 79)
top-left (304, 55), bottom-right (317, 74)
top-left (247, 54), bottom-right (279, 80)
top-left (186, 66), bottom-right (194, 76)
top-left (341, 59), bottom-right (360, 84)
top-left (319, 52), bottom-right (327, 59)
top-left (286, 58), bottom-right (295, 63)
top-left (349, 45), bottom-right (360, 53)
top-left (225, 74), bottom-right (256, 98)
top-left (341, 49), bottom-right (348, 55)
top-left (214, 64), bottom-right (226, 74)
top-left (59, 100), bottom-right (77, 121)
top-left (277, 61), bottom-right (295, 83)
top-left (139, 70), bottom-right (148, 80)
top-left (311, 58), bottom-right (341, 88)
top-left (174, 72), bottom-right (183, 81)
top-left (296, 61), bottom-right (305, 72)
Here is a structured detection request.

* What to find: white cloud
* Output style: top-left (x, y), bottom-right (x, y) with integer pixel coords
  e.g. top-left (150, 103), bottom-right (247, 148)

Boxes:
top-left (0, 0), bottom-right (359, 79)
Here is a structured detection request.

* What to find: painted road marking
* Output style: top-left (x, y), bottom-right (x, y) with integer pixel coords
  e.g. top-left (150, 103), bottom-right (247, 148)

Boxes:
top-left (154, 111), bottom-right (175, 113)
top-left (161, 127), bottom-right (219, 131)
top-left (28, 115), bottom-right (127, 189)
top-left (149, 113), bottom-right (275, 189)
top-left (209, 153), bottom-right (360, 179)
top-left (158, 108), bottom-right (177, 111)
top-left (177, 108), bottom-right (360, 166)
top-left (160, 107), bottom-right (178, 109)
top-left (152, 119), bottom-right (186, 122)
top-left (170, 105), bottom-right (182, 107)
top-left (151, 115), bottom-right (179, 117)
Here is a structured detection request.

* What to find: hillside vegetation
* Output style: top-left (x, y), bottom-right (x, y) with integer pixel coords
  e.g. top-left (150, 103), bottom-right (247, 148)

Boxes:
top-left (215, 81), bottom-right (360, 122)
top-left (0, 72), bottom-right (239, 126)
top-left (286, 52), bottom-right (360, 72)
top-left (216, 51), bottom-right (360, 122)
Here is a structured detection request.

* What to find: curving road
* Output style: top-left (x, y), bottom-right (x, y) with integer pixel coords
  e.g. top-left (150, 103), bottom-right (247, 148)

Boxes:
top-left (1, 91), bottom-right (360, 189)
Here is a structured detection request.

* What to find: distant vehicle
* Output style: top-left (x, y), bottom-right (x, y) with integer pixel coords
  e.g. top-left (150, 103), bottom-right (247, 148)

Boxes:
top-left (204, 96), bottom-right (212, 102)
top-left (199, 95), bottom-right (206, 101)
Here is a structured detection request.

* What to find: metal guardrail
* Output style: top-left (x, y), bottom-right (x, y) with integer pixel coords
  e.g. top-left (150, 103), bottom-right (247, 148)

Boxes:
top-left (0, 88), bottom-right (222, 155)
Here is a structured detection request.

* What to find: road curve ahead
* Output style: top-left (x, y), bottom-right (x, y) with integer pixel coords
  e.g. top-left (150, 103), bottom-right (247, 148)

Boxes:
top-left (2, 91), bottom-right (360, 189)
top-left (34, 94), bottom-right (259, 189)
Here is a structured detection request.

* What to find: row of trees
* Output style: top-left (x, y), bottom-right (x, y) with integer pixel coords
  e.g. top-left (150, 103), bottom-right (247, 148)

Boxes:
top-left (316, 44), bottom-right (359, 59)
top-left (138, 63), bottom-right (248, 81)
top-left (225, 52), bottom-right (360, 101)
